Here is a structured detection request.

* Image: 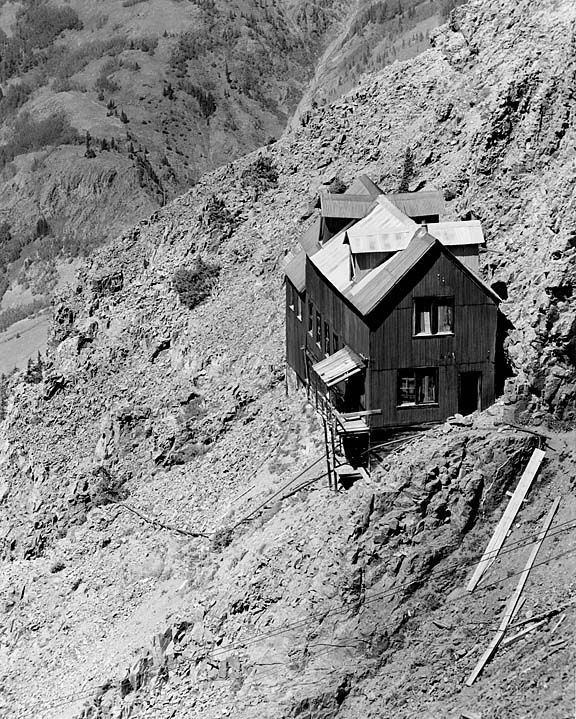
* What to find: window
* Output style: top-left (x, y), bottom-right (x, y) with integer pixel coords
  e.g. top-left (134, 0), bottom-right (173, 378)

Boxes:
top-left (398, 368), bottom-right (438, 406)
top-left (295, 294), bottom-right (303, 321)
top-left (414, 298), bottom-right (454, 335)
top-left (307, 301), bottom-right (314, 334)
top-left (323, 321), bottom-right (330, 356)
top-left (332, 333), bottom-right (339, 353)
top-left (315, 311), bottom-right (322, 347)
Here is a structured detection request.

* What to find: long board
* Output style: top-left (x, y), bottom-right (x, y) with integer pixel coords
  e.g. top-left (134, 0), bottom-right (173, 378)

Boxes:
top-left (465, 496), bottom-right (560, 686)
top-left (466, 448), bottom-right (545, 592)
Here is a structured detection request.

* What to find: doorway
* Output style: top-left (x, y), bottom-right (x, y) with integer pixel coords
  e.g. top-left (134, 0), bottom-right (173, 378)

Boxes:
top-left (459, 372), bottom-right (482, 415)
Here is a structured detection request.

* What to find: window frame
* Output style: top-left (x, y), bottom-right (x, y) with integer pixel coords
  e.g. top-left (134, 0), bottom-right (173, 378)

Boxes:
top-left (307, 301), bottom-right (314, 335)
top-left (323, 321), bottom-right (330, 356)
top-left (397, 367), bottom-right (439, 407)
top-left (332, 332), bottom-right (339, 354)
top-left (295, 294), bottom-right (303, 321)
top-left (315, 310), bottom-right (322, 348)
top-left (288, 283), bottom-right (295, 312)
top-left (413, 297), bottom-right (455, 337)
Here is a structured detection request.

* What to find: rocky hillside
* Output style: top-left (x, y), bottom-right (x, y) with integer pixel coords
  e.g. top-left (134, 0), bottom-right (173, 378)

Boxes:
top-left (0, 0), bottom-right (575, 717)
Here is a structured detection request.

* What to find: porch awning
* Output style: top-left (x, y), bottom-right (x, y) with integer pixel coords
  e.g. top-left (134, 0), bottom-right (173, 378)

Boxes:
top-left (312, 346), bottom-right (365, 387)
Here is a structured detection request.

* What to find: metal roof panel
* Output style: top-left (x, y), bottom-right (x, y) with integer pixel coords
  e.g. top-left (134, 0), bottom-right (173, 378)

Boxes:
top-left (312, 345), bottom-right (365, 387)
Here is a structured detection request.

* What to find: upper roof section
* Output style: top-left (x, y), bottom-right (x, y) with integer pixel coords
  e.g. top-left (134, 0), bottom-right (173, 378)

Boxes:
top-left (319, 194), bottom-right (376, 219)
top-left (345, 174), bottom-right (383, 197)
top-left (309, 227), bottom-right (500, 316)
top-left (387, 190), bottom-right (444, 218)
top-left (346, 196), bottom-right (418, 253)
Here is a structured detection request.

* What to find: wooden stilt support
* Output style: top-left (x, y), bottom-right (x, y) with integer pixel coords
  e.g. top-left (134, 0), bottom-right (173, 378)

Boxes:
top-left (323, 418), bottom-right (332, 490)
top-left (330, 422), bottom-right (338, 491)
top-left (465, 496), bottom-right (560, 686)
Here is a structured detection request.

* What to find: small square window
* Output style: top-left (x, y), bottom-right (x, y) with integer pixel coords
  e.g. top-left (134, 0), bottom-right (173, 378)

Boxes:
top-left (398, 368), bottom-right (438, 406)
top-left (414, 298), bottom-right (454, 335)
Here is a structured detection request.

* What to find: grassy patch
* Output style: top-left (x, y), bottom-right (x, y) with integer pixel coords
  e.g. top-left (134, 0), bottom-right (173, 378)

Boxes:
top-left (172, 258), bottom-right (220, 309)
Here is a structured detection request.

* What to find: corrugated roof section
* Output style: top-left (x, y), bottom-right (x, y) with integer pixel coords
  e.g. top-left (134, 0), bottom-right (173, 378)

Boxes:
top-left (426, 220), bottom-right (485, 246)
top-left (346, 175), bottom-right (383, 197)
top-left (312, 346), bottom-right (365, 387)
top-left (347, 195), bottom-right (417, 247)
top-left (386, 190), bottom-right (444, 218)
top-left (347, 230), bottom-right (414, 254)
top-left (284, 250), bottom-right (306, 293)
top-left (319, 193), bottom-right (376, 219)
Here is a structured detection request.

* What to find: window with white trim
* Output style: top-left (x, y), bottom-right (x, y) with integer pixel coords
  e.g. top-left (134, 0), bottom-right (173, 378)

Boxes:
top-left (398, 368), bottom-right (438, 406)
top-left (414, 298), bottom-right (454, 335)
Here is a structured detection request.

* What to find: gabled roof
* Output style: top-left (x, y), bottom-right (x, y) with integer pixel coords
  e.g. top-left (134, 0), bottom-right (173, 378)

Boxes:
top-left (345, 229), bottom-right (501, 315)
top-left (387, 190), bottom-right (444, 218)
top-left (312, 345), bottom-right (365, 387)
top-left (343, 231), bottom-right (437, 315)
top-left (310, 227), bottom-right (501, 317)
top-left (319, 193), bottom-right (376, 219)
top-left (346, 174), bottom-right (383, 197)
top-left (285, 249), bottom-right (306, 293)
top-left (426, 220), bottom-right (484, 246)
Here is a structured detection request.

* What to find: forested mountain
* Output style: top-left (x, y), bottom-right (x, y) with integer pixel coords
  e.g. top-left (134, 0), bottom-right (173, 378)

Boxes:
top-left (0, 0), bottom-right (455, 345)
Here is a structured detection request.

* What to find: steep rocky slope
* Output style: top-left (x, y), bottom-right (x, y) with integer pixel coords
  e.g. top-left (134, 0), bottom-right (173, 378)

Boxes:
top-left (0, 0), bottom-right (575, 717)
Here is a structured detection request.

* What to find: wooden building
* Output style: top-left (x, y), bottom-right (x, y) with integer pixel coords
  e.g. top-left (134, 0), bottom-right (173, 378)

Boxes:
top-left (285, 178), bottom-right (501, 434)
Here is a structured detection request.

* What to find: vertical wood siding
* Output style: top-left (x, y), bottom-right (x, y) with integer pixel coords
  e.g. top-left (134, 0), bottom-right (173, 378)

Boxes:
top-left (368, 250), bottom-right (498, 428)
top-left (305, 259), bottom-right (370, 367)
top-left (285, 281), bottom-right (307, 382)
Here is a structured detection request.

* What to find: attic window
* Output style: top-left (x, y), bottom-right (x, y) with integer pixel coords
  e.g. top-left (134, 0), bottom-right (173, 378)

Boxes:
top-left (414, 298), bottom-right (454, 336)
top-left (398, 368), bottom-right (438, 406)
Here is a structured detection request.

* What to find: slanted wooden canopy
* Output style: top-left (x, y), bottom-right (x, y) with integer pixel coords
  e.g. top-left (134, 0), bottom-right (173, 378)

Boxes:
top-left (312, 346), bottom-right (365, 387)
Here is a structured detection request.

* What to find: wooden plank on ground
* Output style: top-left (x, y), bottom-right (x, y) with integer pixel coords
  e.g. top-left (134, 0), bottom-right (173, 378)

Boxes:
top-left (501, 618), bottom-right (548, 647)
top-left (466, 448), bottom-right (546, 592)
top-left (465, 496), bottom-right (560, 686)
